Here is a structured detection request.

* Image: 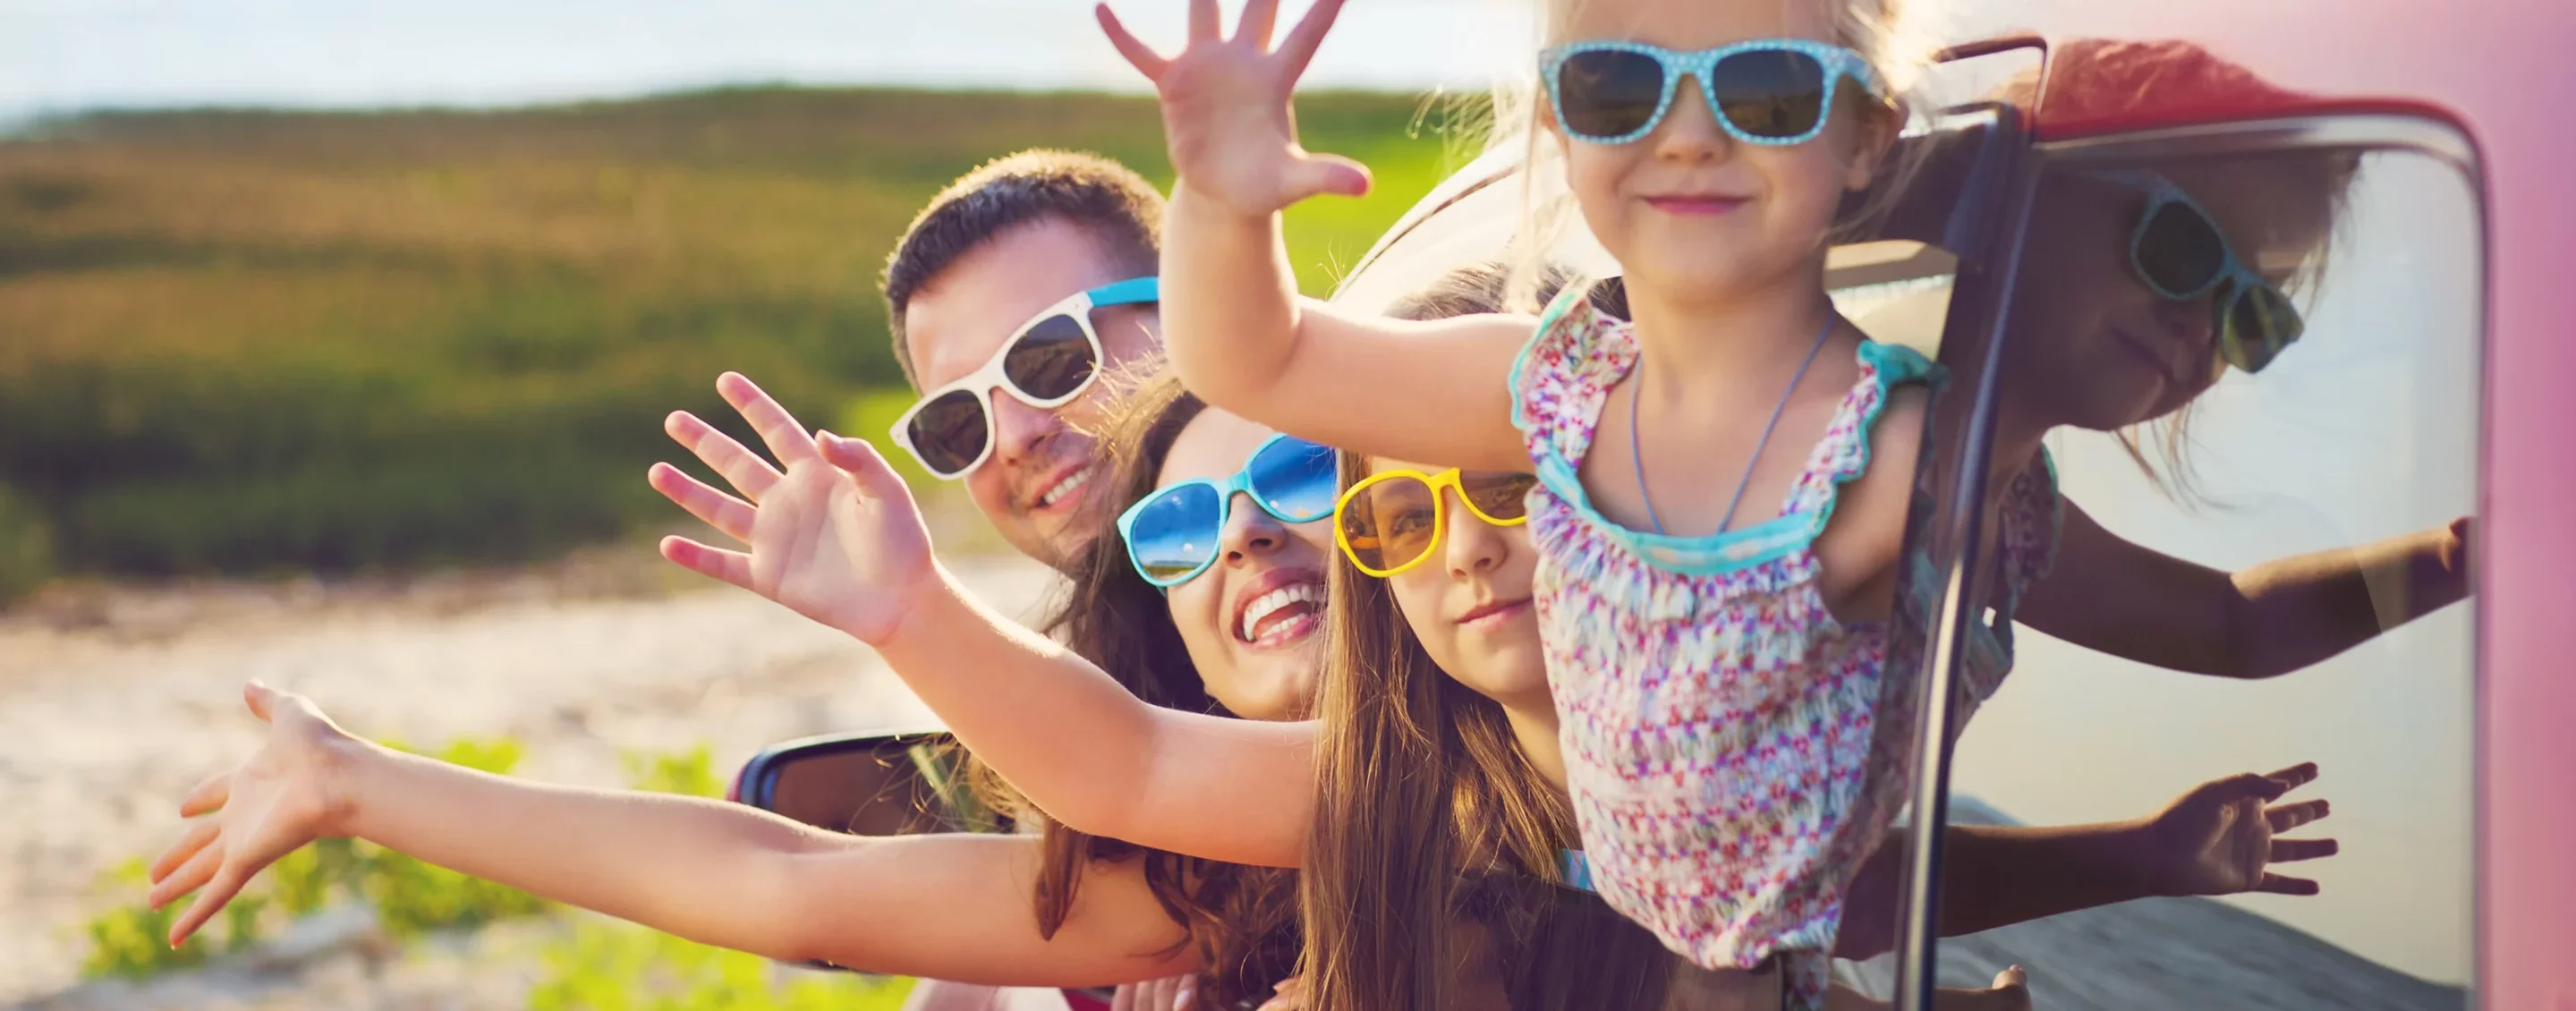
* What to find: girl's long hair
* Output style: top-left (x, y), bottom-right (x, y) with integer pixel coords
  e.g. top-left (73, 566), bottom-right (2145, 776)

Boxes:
top-left (1297, 266), bottom-right (1674, 1011)
top-left (963, 368), bottom-right (1300, 1008)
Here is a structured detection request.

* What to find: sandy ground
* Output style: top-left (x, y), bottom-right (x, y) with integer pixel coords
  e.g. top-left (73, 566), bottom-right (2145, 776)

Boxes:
top-left (0, 548), bottom-right (1058, 1010)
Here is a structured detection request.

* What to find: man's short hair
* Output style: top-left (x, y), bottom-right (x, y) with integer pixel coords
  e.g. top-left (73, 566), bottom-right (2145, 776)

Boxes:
top-left (880, 149), bottom-right (1166, 387)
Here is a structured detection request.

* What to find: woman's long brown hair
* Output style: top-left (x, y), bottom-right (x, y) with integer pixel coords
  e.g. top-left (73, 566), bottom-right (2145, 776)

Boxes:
top-left (1297, 264), bottom-right (1675, 1011)
top-left (961, 368), bottom-right (1299, 1009)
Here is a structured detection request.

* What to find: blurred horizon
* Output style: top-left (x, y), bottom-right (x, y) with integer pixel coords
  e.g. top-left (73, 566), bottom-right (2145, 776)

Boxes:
top-left (3, 0), bottom-right (1533, 132)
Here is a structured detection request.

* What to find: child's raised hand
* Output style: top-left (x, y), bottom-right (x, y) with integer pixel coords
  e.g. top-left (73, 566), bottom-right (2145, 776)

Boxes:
top-left (2138, 761), bottom-right (2338, 897)
top-left (148, 681), bottom-right (359, 948)
top-left (1097, 0), bottom-right (1371, 215)
top-left (650, 373), bottom-right (937, 646)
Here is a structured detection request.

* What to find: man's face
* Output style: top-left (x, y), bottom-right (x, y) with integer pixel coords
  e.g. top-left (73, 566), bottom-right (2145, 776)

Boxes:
top-left (901, 217), bottom-right (1160, 567)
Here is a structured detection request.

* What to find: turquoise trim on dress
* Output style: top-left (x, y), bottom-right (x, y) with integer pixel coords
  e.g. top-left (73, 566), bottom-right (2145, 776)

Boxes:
top-left (1530, 336), bottom-right (1937, 578)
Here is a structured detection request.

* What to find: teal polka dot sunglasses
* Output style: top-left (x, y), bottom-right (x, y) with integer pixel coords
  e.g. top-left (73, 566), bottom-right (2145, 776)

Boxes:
top-left (1540, 38), bottom-right (1889, 147)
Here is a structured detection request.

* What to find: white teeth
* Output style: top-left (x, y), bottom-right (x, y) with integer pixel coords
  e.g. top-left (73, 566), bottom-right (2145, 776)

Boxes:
top-left (1036, 467), bottom-right (1091, 508)
top-left (1238, 582), bottom-right (1323, 641)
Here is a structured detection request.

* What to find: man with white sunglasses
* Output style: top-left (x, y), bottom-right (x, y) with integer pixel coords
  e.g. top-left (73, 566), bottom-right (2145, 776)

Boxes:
top-left (880, 149), bottom-right (1169, 569)
top-left (877, 149), bottom-right (1179, 1011)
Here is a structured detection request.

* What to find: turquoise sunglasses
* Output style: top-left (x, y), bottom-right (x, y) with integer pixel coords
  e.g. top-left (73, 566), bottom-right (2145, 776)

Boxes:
top-left (1117, 434), bottom-right (1339, 589)
top-left (1540, 38), bottom-right (1888, 147)
top-left (2090, 169), bottom-right (2304, 374)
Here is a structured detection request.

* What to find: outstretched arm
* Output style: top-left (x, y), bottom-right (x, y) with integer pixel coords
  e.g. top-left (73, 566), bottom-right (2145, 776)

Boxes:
top-left (2018, 499), bottom-right (2470, 679)
top-left (650, 373), bottom-right (1312, 868)
top-left (149, 683), bottom-right (1196, 987)
top-left (1097, 0), bottom-right (1531, 472)
top-left (1833, 763), bottom-right (2336, 960)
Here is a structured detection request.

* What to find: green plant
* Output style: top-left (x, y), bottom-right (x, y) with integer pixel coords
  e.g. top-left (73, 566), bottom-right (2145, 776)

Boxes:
top-left (79, 861), bottom-right (208, 980)
top-left (0, 483), bottom-right (53, 604)
top-left (529, 917), bottom-right (917, 1011)
top-left (623, 743), bottom-right (721, 799)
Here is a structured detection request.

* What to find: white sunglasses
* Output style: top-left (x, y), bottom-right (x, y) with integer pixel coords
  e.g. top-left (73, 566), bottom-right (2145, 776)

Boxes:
top-left (888, 276), bottom-right (1157, 479)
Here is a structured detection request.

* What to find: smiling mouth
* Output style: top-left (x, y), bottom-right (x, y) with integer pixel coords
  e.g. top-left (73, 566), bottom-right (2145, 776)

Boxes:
top-left (1030, 464), bottom-right (1092, 512)
top-left (1236, 579), bottom-right (1326, 648)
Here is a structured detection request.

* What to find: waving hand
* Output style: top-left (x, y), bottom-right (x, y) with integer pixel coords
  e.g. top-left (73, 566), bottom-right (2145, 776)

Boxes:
top-left (1098, 0), bottom-right (1371, 214)
top-left (650, 372), bottom-right (938, 645)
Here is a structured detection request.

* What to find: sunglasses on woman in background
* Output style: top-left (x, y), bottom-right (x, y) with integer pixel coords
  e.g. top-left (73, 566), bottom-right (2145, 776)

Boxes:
top-left (2092, 169), bottom-right (2305, 373)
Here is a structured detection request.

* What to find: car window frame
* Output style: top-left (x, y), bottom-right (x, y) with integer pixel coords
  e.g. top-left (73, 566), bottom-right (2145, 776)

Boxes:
top-left (1886, 111), bottom-right (2490, 1011)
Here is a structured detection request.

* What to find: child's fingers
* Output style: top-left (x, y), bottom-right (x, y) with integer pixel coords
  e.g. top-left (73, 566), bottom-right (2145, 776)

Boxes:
top-left (649, 463), bottom-right (758, 543)
top-left (1275, 0), bottom-right (1348, 79)
top-left (2202, 770), bottom-right (2285, 804)
top-left (665, 412), bottom-right (783, 502)
top-left (149, 819), bottom-right (221, 885)
top-left (1096, 5), bottom-right (1169, 79)
top-left (149, 842), bottom-right (223, 910)
top-left (2263, 761), bottom-right (2320, 792)
top-left (177, 771), bottom-right (232, 819)
top-left (2265, 796), bottom-right (2330, 832)
top-left (1236, 0), bottom-right (1279, 46)
top-left (714, 372), bottom-right (820, 468)
top-left (1186, 0), bottom-right (1219, 39)
top-left (2267, 837), bottom-right (2339, 862)
top-left (658, 537), bottom-right (754, 590)
top-left (2254, 871), bottom-right (2322, 896)
top-left (1283, 152), bottom-right (1371, 202)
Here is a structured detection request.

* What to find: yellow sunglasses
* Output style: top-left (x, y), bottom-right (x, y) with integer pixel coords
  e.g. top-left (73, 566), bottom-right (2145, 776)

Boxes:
top-left (1332, 469), bottom-right (1538, 578)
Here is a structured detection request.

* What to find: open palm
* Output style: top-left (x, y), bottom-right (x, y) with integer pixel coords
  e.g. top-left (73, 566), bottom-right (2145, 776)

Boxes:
top-left (650, 372), bottom-right (937, 646)
top-left (148, 681), bottom-right (352, 947)
top-left (2146, 761), bottom-right (2338, 896)
top-left (1098, 0), bottom-right (1371, 214)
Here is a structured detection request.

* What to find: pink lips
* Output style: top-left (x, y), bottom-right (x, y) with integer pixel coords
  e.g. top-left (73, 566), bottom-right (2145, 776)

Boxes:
top-left (1645, 194), bottom-right (1749, 216)
top-left (1457, 598), bottom-right (1534, 629)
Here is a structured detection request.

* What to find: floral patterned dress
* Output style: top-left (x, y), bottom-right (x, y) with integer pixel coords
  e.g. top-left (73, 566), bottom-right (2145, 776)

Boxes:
top-left (1510, 288), bottom-right (2059, 1008)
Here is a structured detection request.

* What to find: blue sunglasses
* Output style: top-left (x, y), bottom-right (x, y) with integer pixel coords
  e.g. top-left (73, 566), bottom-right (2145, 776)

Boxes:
top-left (2088, 170), bottom-right (2304, 374)
top-left (1117, 434), bottom-right (1339, 589)
top-left (1540, 38), bottom-right (1887, 147)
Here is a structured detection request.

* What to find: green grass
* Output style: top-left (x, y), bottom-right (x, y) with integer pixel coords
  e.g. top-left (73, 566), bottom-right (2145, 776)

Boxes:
top-left (0, 87), bottom-right (1476, 589)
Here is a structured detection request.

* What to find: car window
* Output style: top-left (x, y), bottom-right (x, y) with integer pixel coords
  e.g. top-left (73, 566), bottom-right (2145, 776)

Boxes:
top-left (1857, 126), bottom-right (2481, 1009)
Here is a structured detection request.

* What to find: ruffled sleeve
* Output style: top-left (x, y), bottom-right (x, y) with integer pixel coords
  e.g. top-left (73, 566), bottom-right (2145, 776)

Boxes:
top-left (1509, 284), bottom-right (1636, 497)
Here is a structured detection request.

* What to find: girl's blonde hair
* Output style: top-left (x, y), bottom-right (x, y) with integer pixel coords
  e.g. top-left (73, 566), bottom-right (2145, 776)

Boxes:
top-left (1489, 0), bottom-right (1950, 313)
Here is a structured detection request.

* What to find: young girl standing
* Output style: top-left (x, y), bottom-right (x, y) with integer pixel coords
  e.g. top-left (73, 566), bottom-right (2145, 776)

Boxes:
top-left (1094, 0), bottom-right (2469, 1005)
top-left (1101, 0), bottom-right (1956, 1000)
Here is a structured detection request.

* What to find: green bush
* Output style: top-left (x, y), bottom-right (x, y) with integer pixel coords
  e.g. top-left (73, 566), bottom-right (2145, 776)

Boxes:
top-left (528, 918), bottom-right (916, 1011)
top-left (0, 483), bottom-right (53, 604)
